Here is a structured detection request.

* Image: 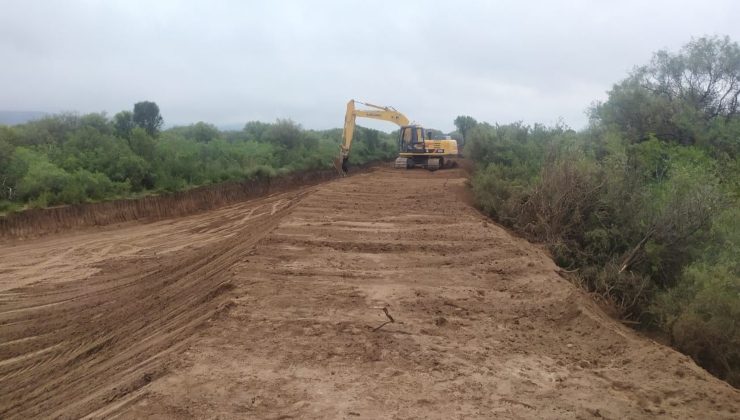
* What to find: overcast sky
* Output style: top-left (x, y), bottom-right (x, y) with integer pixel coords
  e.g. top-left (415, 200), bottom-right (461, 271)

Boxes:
top-left (1, 0), bottom-right (739, 132)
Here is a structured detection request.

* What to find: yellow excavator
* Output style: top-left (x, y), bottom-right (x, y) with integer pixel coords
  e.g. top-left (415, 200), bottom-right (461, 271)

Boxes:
top-left (334, 99), bottom-right (459, 175)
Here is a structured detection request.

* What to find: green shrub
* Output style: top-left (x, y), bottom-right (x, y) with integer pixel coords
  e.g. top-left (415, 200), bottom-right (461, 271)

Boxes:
top-left (247, 165), bottom-right (276, 180)
top-left (13, 148), bottom-right (73, 204)
top-left (652, 260), bottom-right (740, 386)
top-left (650, 207), bottom-right (740, 385)
top-left (471, 164), bottom-right (528, 222)
top-left (0, 199), bottom-right (19, 213)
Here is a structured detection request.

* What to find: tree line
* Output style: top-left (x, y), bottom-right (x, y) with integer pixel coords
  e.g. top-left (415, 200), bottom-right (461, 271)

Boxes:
top-left (0, 102), bottom-right (396, 212)
top-left (464, 36), bottom-right (739, 386)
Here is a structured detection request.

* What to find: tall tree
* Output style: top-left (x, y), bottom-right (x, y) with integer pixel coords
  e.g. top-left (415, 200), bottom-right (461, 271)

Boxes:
top-left (454, 115), bottom-right (478, 146)
top-left (594, 36), bottom-right (740, 146)
top-left (243, 121), bottom-right (271, 141)
top-left (0, 134), bottom-right (15, 199)
top-left (643, 36), bottom-right (740, 119)
top-left (264, 119), bottom-right (304, 149)
top-left (133, 101), bottom-right (164, 136)
top-left (190, 122), bottom-right (220, 143)
top-left (113, 110), bottom-right (135, 139)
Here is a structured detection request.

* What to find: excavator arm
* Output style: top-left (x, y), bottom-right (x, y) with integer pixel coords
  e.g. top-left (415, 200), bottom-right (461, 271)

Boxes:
top-left (335, 99), bottom-right (410, 174)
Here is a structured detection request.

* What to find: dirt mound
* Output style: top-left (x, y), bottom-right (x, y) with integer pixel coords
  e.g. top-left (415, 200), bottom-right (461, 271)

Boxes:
top-left (0, 167), bottom-right (737, 419)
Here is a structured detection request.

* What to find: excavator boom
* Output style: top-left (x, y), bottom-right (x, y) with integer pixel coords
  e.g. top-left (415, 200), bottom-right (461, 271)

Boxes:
top-left (334, 100), bottom-right (409, 174)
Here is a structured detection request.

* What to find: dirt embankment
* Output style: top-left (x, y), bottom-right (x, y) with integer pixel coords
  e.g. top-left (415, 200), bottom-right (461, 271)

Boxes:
top-left (0, 165), bottom-right (359, 240)
top-left (0, 167), bottom-right (738, 419)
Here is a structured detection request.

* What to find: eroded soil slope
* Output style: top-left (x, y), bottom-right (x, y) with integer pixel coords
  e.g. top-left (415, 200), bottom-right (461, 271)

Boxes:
top-left (0, 168), bottom-right (738, 419)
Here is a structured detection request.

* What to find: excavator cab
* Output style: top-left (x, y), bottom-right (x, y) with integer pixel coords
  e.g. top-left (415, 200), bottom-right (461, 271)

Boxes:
top-left (399, 125), bottom-right (426, 153)
top-left (395, 124), bottom-right (459, 171)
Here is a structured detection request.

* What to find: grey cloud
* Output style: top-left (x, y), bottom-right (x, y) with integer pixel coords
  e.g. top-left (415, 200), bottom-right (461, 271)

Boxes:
top-left (1, 0), bottom-right (739, 132)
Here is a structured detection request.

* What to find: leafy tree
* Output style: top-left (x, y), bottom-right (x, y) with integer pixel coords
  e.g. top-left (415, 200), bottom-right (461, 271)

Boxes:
top-left (12, 147), bottom-right (71, 206)
top-left (192, 122), bottom-right (220, 143)
top-left (594, 36), bottom-right (740, 146)
top-left (133, 101), bottom-right (164, 136)
top-left (0, 134), bottom-right (15, 173)
top-left (243, 121), bottom-right (271, 141)
top-left (128, 127), bottom-right (156, 161)
top-left (79, 113), bottom-right (112, 135)
top-left (365, 128), bottom-right (380, 151)
top-left (353, 126), bottom-right (380, 151)
top-left (651, 206), bottom-right (740, 385)
top-left (263, 119), bottom-right (304, 149)
top-left (454, 115), bottom-right (478, 146)
top-left (645, 36), bottom-right (740, 119)
top-left (0, 133), bottom-right (16, 200)
top-left (114, 111), bottom-right (135, 139)
top-left (169, 122), bottom-right (221, 143)
top-left (15, 113), bottom-right (82, 147)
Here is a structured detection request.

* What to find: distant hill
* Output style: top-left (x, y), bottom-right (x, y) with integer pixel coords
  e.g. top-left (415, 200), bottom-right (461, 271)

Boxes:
top-left (0, 111), bottom-right (47, 125)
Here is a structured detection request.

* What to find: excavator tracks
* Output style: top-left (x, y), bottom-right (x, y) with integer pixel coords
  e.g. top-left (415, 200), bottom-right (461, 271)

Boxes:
top-left (393, 157), bottom-right (410, 169)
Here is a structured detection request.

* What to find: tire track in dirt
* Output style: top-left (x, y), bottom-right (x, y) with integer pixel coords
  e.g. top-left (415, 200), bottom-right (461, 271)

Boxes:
top-left (0, 188), bottom-right (313, 418)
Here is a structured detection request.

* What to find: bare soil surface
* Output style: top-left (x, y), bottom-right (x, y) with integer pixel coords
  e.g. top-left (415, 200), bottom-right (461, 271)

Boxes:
top-left (1, 168), bottom-right (738, 419)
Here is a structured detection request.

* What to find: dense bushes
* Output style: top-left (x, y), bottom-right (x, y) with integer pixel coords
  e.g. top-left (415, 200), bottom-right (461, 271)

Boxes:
top-left (0, 108), bottom-right (397, 212)
top-left (651, 207), bottom-right (740, 384)
top-left (468, 36), bottom-right (739, 386)
top-left (471, 123), bottom-right (738, 386)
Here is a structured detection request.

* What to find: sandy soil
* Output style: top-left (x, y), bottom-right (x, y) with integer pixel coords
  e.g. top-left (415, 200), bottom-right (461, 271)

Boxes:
top-left (0, 167), bottom-right (738, 419)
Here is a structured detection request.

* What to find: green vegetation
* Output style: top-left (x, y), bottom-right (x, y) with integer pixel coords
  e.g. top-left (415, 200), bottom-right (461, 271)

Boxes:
top-left (453, 115), bottom-right (478, 147)
top-left (0, 102), bottom-right (396, 213)
top-left (467, 36), bottom-right (740, 386)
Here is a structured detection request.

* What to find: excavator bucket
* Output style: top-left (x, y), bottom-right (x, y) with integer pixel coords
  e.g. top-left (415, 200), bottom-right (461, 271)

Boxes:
top-left (333, 154), bottom-right (348, 176)
top-left (333, 155), bottom-right (343, 175)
